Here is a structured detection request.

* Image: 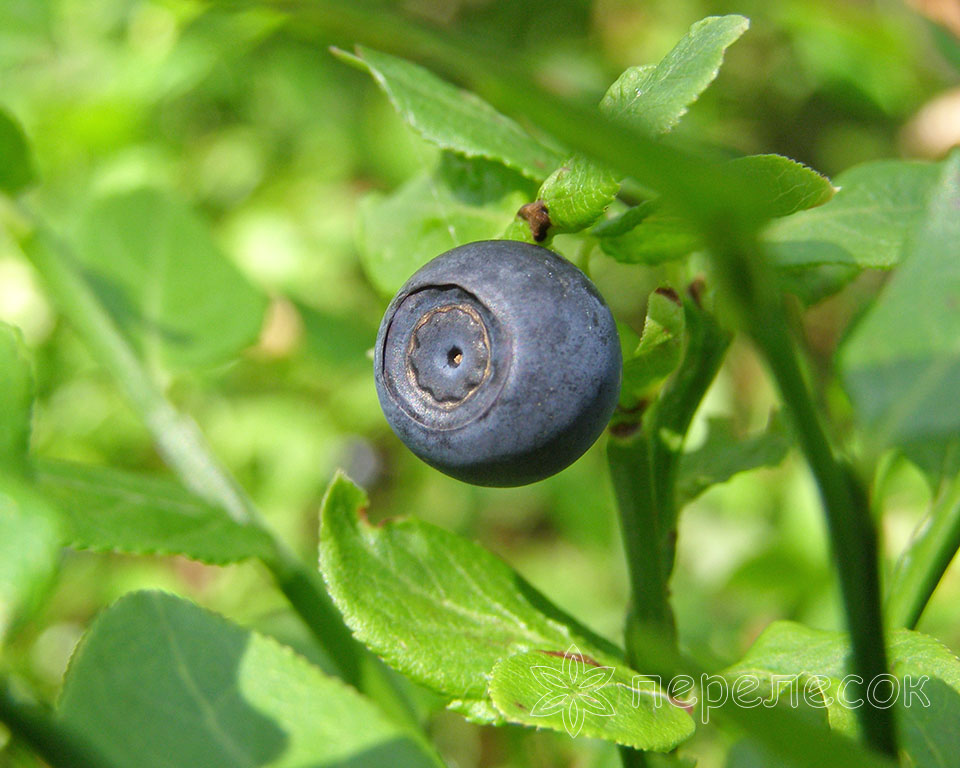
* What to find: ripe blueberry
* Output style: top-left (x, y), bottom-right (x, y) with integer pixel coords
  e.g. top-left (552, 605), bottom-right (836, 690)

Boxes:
top-left (374, 240), bottom-right (621, 487)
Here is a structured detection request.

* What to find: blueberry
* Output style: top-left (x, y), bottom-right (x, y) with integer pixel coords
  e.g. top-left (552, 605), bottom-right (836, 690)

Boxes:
top-left (374, 240), bottom-right (622, 487)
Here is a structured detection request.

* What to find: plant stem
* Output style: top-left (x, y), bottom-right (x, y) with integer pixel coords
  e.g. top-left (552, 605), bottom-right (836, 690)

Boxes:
top-left (609, 299), bottom-right (730, 667)
top-left (19, 222), bottom-right (373, 692)
top-left (0, 676), bottom-right (113, 768)
top-left (609, 433), bottom-right (676, 650)
top-left (886, 471), bottom-right (960, 629)
top-left (711, 233), bottom-right (896, 756)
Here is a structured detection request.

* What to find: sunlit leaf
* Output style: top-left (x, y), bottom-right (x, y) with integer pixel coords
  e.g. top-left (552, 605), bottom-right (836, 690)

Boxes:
top-left (600, 15), bottom-right (749, 135)
top-left (725, 620), bottom-right (960, 766)
top-left (531, 153), bottom-right (619, 236)
top-left (334, 46), bottom-right (563, 181)
top-left (75, 188), bottom-right (268, 373)
top-left (596, 155), bottom-right (833, 264)
top-left (319, 472), bottom-right (624, 722)
top-left (35, 460), bottom-right (275, 565)
top-left (489, 648), bottom-right (694, 751)
top-left (524, 15), bottom-right (750, 240)
top-left (621, 291), bottom-right (685, 406)
top-left (0, 474), bottom-right (61, 641)
top-left (766, 159), bottom-right (942, 270)
top-left (59, 591), bottom-right (442, 768)
top-left (359, 153), bottom-right (534, 295)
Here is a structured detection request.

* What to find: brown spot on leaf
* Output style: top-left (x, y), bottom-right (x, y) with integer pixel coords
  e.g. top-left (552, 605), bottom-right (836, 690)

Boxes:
top-left (518, 200), bottom-right (551, 242)
top-left (654, 286), bottom-right (681, 305)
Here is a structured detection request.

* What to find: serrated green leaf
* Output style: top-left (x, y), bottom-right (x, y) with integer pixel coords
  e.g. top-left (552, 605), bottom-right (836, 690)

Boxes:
top-left (597, 155), bottom-right (833, 265)
top-left (319, 473), bottom-right (623, 722)
top-left (0, 473), bottom-right (61, 641)
top-left (724, 620), bottom-right (960, 767)
top-left (839, 152), bottom-right (960, 448)
top-left (621, 291), bottom-right (685, 405)
top-left (600, 15), bottom-right (749, 135)
top-left (0, 107), bottom-right (37, 195)
top-left (75, 188), bottom-right (268, 373)
top-left (359, 153), bottom-right (534, 295)
top-left (765, 159), bottom-right (943, 269)
top-left (677, 416), bottom-right (791, 506)
top-left (489, 649), bottom-right (694, 751)
top-left (59, 591), bottom-right (441, 768)
top-left (529, 154), bottom-right (620, 237)
top-left (519, 15), bottom-right (751, 241)
top-left (0, 323), bottom-right (34, 474)
top-left (34, 460), bottom-right (275, 565)
top-left (334, 46), bottom-right (563, 182)
top-left (727, 155), bottom-right (835, 218)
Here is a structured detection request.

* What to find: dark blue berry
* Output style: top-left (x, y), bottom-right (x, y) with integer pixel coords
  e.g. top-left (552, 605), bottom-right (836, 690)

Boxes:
top-left (374, 240), bottom-right (621, 486)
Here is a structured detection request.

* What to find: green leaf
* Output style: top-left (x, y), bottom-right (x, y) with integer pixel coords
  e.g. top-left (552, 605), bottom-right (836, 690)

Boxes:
top-left (75, 188), bottom-right (268, 373)
top-left (522, 15), bottom-right (751, 240)
top-left (596, 210), bottom-right (699, 265)
top-left (489, 649), bottom-right (694, 751)
top-left (359, 153), bottom-right (534, 295)
top-left (901, 438), bottom-right (960, 493)
top-left (600, 15), bottom-right (749, 135)
top-left (319, 473), bottom-right (625, 722)
top-left (676, 416), bottom-right (791, 506)
top-left (839, 152), bottom-right (960, 448)
top-left (0, 474), bottom-right (61, 641)
top-left (34, 460), bottom-right (276, 565)
top-left (0, 323), bottom-right (34, 474)
top-left (334, 46), bottom-right (563, 182)
top-left (0, 107), bottom-right (37, 195)
top-left (727, 155), bottom-right (835, 219)
top-left (596, 155), bottom-right (833, 265)
top-left (59, 591), bottom-right (441, 768)
top-left (523, 154), bottom-right (619, 238)
top-left (621, 291), bottom-right (685, 406)
top-left (724, 620), bottom-right (960, 767)
top-left (765, 159), bottom-right (943, 269)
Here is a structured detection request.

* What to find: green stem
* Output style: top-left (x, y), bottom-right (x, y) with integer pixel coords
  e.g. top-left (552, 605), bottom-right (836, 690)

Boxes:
top-left (712, 234), bottom-right (896, 756)
top-left (609, 433), bottom-right (676, 650)
top-left (886, 471), bottom-right (960, 629)
top-left (609, 299), bottom-right (730, 665)
top-left (0, 676), bottom-right (114, 768)
top-left (648, 301), bottom-right (731, 575)
top-left (19, 223), bottom-right (369, 690)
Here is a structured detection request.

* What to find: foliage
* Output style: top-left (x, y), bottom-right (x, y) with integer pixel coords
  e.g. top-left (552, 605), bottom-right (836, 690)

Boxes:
top-left (1, 2), bottom-right (959, 768)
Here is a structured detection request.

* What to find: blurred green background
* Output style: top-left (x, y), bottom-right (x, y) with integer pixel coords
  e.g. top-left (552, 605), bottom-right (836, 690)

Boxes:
top-left (1, 1), bottom-right (959, 766)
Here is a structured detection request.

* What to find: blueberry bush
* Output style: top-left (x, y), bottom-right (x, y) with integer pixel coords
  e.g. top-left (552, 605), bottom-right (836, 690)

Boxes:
top-left (1, 2), bottom-right (960, 767)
